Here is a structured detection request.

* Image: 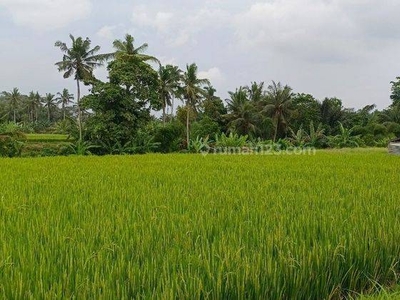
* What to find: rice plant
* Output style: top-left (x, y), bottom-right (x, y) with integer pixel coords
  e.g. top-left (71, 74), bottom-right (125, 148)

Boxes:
top-left (0, 149), bottom-right (399, 299)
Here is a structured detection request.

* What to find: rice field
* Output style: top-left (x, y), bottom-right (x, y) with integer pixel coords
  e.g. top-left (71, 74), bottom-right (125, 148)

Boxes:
top-left (0, 149), bottom-right (399, 299)
top-left (25, 134), bottom-right (71, 142)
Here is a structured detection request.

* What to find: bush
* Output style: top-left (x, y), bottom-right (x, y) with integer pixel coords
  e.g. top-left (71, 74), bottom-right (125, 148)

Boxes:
top-left (154, 121), bottom-right (185, 153)
top-left (0, 132), bottom-right (26, 157)
top-left (191, 117), bottom-right (220, 140)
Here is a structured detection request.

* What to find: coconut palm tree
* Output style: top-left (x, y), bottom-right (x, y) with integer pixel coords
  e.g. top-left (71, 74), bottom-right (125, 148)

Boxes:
top-left (181, 63), bottom-right (210, 147)
top-left (56, 88), bottom-right (74, 120)
top-left (2, 88), bottom-right (21, 123)
top-left (246, 81), bottom-right (265, 107)
top-left (55, 34), bottom-right (112, 141)
top-left (26, 91), bottom-right (42, 122)
top-left (27, 91), bottom-right (38, 122)
top-left (263, 81), bottom-right (294, 142)
top-left (42, 93), bottom-right (58, 122)
top-left (158, 65), bottom-right (182, 125)
top-left (226, 87), bottom-right (259, 136)
top-left (112, 34), bottom-right (160, 64)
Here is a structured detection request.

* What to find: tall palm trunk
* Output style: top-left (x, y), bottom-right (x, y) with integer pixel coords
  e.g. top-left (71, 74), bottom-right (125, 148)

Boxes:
top-left (13, 110), bottom-right (16, 123)
top-left (172, 98), bottom-right (174, 118)
top-left (186, 101), bottom-right (190, 149)
top-left (63, 103), bottom-right (66, 121)
top-left (273, 113), bottom-right (280, 142)
top-left (76, 79), bottom-right (83, 142)
top-left (162, 103), bottom-right (166, 126)
top-left (47, 106), bottom-right (51, 122)
top-left (273, 122), bottom-right (278, 142)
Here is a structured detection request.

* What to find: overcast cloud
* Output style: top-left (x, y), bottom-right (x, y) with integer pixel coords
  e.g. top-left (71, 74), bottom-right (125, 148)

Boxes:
top-left (1, 0), bottom-right (400, 109)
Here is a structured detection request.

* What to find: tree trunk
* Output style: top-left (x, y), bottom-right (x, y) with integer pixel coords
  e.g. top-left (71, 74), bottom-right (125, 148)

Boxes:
top-left (273, 117), bottom-right (279, 143)
top-left (171, 98), bottom-right (174, 119)
top-left (76, 79), bottom-right (82, 142)
top-left (13, 110), bottom-right (16, 123)
top-left (273, 125), bottom-right (278, 142)
top-left (162, 103), bottom-right (166, 127)
top-left (63, 103), bottom-right (66, 121)
top-left (186, 101), bottom-right (190, 149)
top-left (48, 106), bottom-right (51, 123)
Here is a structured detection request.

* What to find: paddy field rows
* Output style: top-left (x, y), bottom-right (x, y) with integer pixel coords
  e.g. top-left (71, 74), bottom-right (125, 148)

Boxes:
top-left (0, 149), bottom-right (399, 299)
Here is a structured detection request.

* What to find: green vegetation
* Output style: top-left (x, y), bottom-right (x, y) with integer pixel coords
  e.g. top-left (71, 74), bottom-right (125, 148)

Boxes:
top-left (1, 33), bottom-right (400, 157)
top-left (0, 150), bottom-right (399, 298)
top-left (26, 134), bottom-right (70, 142)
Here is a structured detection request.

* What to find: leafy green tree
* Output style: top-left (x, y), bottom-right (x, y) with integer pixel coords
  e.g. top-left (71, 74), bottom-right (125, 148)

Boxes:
top-left (320, 97), bottom-right (343, 135)
top-left (390, 77), bottom-right (400, 107)
top-left (291, 93), bottom-right (322, 131)
top-left (83, 52), bottom-right (159, 154)
top-left (226, 87), bottom-right (259, 137)
top-left (2, 88), bottom-right (21, 123)
top-left (55, 34), bottom-right (112, 141)
top-left (201, 85), bottom-right (227, 129)
top-left (56, 89), bottom-right (74, 120)
top-left (158, 65), bottom-right (182, 125)
top-left (153, 120), bottom-right (185, 153)
top-left (181, 63), bottom-right (210, 148)
top-left (263, 81), bottom-right (294, 142)
top-left (191, 116), bottom-right (221, 140)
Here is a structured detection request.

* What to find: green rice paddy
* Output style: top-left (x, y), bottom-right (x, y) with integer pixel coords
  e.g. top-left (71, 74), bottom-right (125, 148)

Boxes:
top-left (0, 149), bottom-right (399, 299)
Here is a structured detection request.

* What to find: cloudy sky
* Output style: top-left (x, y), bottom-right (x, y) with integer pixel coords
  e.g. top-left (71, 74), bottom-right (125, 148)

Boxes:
top-left (1, 0), bottom-right (399, 109)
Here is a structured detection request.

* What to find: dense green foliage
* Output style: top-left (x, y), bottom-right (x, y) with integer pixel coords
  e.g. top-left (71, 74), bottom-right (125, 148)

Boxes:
top-left (0, 151), bottom-right (399, 298)
top-left (1, 33), bottom-right (400, 157)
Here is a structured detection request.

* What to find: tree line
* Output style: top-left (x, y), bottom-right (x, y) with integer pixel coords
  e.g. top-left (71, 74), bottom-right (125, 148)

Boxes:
top-left (1, 33), bottom-right (400, 156)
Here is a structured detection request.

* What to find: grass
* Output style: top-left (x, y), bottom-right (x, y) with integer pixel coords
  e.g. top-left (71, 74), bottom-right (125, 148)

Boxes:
top-left (356, 286), bottom-right (400, 299)
top-left (0, 149), bottom-right (399, 299)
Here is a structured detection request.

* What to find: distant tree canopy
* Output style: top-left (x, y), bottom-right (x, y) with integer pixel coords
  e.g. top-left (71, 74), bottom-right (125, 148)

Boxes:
top-left (1, 33), bottom-right (399, 157)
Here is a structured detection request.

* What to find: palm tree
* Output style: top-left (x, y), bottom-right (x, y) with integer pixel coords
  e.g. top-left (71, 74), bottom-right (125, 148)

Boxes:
top-left (226, 87), bottom-right (259, 136)
top-left (26, 91), bottom-right (42, 122)
top-left (158, 65), bottom-right (182, 125)
top-left (2, 88), bottom-right (21, 123)
top-left (246, 82), bottom-right (265, 106)
top-left (27, 92), bottom-right (37, 122)
top-left (42, 93), bottom-right (58, 122)
top-left (55, 34), bottom-right (112, 141)
top-left (204, 85), bottom-right (217, 101)
top-left (33, 92), bottom-right (41, 122)
top-left (181, 63), bottom-right (210, 147)
top-left (56, 88), bottom-right (74, 120)
top-left (263, 81), bottom-right (294, 142)
top-left (112, 34), bottom-right (160, 64)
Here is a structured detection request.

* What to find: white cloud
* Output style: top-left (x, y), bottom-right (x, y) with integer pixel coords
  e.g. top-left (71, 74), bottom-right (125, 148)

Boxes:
top-left (96, 25), bottom-right (117, 40)
top-left (157, 56), bottom-right (177, 66)
top-left (233, 0), bottom-right (361, 63)
top-left (132, 6), bottom-right (173, 33)
top-left (0, 0), bottom-right (92, 30)
top-left (199, 67), bottom-right (225, 85)
top-left (131, 5), bottom-right (230, 47)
